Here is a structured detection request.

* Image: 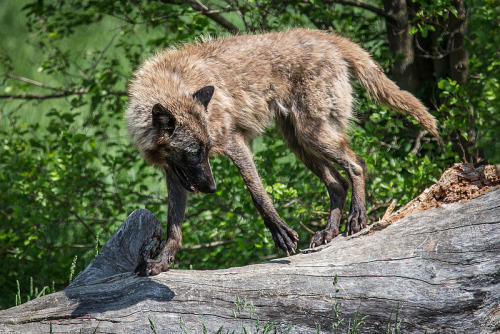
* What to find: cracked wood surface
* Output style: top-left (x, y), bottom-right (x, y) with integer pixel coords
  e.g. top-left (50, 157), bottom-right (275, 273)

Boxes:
top-left (0, 188), bottom-right (498, 333)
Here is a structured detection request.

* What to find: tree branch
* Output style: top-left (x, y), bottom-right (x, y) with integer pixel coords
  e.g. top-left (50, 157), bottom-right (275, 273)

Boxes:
top-left (0, 89), bottom-right (127, 100)
top-left (0, 73), bottom-right (61, 91)
top-left (0, 91), bottom-right (82, 100)
top-left (410, 130), bottom-right (428, 154)
top-left (183, 239), bottom-right (234, 251)
top-left (70, 210), bottom-right (97, 240)
top-left (179, 0), bottom-right (241, 34)
top-left (321, 0), bottom-right (392, 20)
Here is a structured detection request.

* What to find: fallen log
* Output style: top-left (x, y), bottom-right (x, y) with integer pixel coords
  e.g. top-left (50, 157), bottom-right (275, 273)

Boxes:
top-left (0, 167), bottom-right (499, 333)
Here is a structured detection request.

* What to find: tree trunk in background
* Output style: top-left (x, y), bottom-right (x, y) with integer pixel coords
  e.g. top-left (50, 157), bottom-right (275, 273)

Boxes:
top-left (382, 0), bottom-right (419, 93)
top-left (382, 0), bottom-right (469, 94)
top-left (449, 0), bottom-right (467, 86)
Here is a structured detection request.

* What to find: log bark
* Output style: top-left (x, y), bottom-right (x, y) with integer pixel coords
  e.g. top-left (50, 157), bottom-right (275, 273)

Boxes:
top-left (0, 181), bottom-right (499, 333)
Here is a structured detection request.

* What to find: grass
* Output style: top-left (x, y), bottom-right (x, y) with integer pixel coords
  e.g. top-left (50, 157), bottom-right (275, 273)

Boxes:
top-left (149, 316), bottom-right (158, 334)
top-left (14, 276), bottom-right (54, 306)
top-left (68, 255), bottom-right (78, 284)
top-left (384, 304), bottom-right (402, 334)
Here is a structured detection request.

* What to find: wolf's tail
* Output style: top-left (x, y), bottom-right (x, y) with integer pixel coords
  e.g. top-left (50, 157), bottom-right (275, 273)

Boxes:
top-left (337, 36), bottom-right (444, 146)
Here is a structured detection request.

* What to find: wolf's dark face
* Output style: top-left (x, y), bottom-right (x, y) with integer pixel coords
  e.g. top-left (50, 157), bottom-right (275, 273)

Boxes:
top-left (164, 130), bottom-right (216, 194)
top-left (145, 86), bottom-right (216, 194)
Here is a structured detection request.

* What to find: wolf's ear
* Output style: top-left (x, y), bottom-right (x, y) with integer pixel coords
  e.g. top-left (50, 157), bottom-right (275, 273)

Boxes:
top-left (152, 103), bottom-right (176, 137)
top-left (193, 86), bottom-right (214, 109)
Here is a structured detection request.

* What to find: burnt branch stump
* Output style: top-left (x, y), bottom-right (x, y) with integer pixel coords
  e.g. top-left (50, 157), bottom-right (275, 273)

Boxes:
top-left (0, 180), bottom-right (498, 333)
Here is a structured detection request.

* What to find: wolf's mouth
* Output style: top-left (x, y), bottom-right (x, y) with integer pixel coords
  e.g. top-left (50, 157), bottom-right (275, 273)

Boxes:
top-left (172, 165), bottom-right (198, 194)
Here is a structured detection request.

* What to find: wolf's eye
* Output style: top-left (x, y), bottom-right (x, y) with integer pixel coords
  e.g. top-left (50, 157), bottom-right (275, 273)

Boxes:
top-left (183, 151), bottom-right (198, 164)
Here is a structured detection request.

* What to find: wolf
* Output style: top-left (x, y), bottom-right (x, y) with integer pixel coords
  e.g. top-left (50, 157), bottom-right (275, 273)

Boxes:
top-left (126, 28), bottom-right (442, 276)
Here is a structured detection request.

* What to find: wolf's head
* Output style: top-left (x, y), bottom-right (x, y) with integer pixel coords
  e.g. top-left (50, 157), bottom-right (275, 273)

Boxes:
top-left (127, 85), bottom-right (217, 194)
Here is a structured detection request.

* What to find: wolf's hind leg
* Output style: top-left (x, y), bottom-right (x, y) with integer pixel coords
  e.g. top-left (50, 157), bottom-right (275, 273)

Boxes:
top-left (225, 135), bottom-right (298, 255)
top-left (283, 113), bottom-right (368, 237)
top-left (312, 132), bottom-right (368, 236)
top-left (277, 117), bottom-right (349, 247)
top-left (294, 151), bottom-right (349, 247)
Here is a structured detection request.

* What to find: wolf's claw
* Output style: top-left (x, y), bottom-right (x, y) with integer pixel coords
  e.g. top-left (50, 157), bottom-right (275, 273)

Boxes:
top-left (270, 223), bottom-right (298, 255)
top-left (309, 228), bottom-right (339, 248)
top-left (346, 207), bottom-right (367, 235)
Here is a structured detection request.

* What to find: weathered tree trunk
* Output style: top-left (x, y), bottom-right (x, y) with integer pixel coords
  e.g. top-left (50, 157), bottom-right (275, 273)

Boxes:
top-left (0, 171), bottom-right (498, 333)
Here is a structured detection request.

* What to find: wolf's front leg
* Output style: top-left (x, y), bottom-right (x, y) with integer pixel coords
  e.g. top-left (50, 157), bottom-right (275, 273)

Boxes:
top-left (226, 136), bottom-right (298, 255)
top-left (135, 168), bottom-right (187, 276)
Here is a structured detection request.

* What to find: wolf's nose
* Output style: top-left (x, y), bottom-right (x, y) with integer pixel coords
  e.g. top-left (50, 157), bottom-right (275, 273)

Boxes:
top-left (205, 182), bottom-right (217, 193)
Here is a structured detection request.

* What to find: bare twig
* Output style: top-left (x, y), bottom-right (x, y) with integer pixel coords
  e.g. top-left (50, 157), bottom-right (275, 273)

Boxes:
top-left (0, 73), bottom-right (61, 91)
top-left (38, 18), bottom-right (74, 88)
top-left (86, 26), bottom-right (123, 81)
top-left (183, 239), bottom-right (235, 251)
top-left (0, 89), bottom-right (127, 100)
top-left (379, 140), bottom-right (400, 150)
top-left (410, 130), bottom-right (428, 154)
top-left (299, 221), bottom-right (315, 235)
top-left (382, 199), bottom-right (396, 220)
top-left (51, 244), bottom-right (95, 249)
top-left (0, 91), bottom-right (84, 100)
top-left (222, 0), bottom-right (249, 31)
top-left (282, 198), bottom-right (299, 208)
top-left (177, 0), bottom-right (241, 34)
top-left (2, 99), bottom-right (30, 122)
top-left (70, 210), bottom-right (97, 240)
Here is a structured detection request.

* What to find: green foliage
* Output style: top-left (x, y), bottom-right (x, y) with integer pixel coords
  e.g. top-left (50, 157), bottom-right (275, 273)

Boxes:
top-left (464, 0), bottom-right (500, 161)
top-left (0, 0), bottom-right (498, 311)
top-left (408, 0), bottom-right (457, 37)
top-left (405, 0), bottom-right (500, 163)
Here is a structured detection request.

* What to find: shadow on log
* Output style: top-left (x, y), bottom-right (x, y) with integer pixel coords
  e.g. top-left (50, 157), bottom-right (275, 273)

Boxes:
top-left (0, 166), bottom-right (499, 333)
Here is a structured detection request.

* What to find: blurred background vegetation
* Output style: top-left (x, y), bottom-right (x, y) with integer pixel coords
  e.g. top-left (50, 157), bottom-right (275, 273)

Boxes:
top-left (0, 0), bottom-right (498, 309)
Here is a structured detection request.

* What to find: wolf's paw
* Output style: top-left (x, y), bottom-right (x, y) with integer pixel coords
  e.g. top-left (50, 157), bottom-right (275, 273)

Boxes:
top-left (270, 224), bottom-right (298, 255)
top-left (309, 228), bottom-right (339, 248)
top-left (135, 253), bottom-right (175, 277)
top-left (346, 207), bottom-right (367, 235)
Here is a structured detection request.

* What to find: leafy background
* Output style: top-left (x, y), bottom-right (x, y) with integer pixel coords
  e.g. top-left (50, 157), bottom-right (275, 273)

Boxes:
top-left (0, 0), bottom-right (498, 309)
